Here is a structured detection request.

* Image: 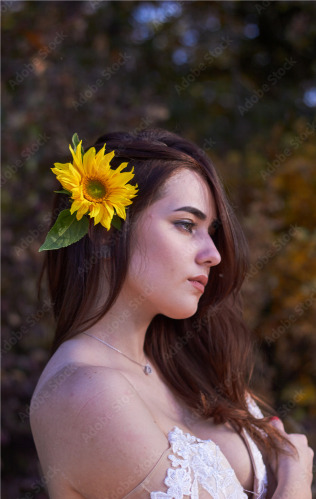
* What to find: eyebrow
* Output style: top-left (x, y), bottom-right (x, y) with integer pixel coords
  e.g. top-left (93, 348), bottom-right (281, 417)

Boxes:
top-left (172, 206), bottom-right (220, 230)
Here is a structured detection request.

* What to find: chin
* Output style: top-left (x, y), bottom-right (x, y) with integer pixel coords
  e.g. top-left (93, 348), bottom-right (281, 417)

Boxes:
top-left (163, 302), bottom-right (199, 320)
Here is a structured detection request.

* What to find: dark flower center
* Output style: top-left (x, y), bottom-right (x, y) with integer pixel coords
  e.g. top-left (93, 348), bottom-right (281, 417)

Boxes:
top-left (86, 179), bottom-right (106, 200)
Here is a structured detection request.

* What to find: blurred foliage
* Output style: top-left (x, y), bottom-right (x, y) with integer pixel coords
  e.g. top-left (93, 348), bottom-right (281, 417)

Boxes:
top-left (2, 1), bottom-right (316, 497)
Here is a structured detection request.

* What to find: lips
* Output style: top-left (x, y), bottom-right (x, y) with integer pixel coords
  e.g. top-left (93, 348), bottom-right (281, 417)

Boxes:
top-left (188, 275), bottom-right (208, 293)
top-left (188, 280), bottom-right (205, 293)
top-left (188, 275), bottom-right (208, 288)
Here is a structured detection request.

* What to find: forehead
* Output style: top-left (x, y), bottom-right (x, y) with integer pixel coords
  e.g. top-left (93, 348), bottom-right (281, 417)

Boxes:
top-left (164, 168), bottom-right (209, 196)
top-left (139, 168), bottom-right (217, 224)
top-left (132, 169), bottom-right (217, 244)
top-left (159, 169), bottom-right (216, 214)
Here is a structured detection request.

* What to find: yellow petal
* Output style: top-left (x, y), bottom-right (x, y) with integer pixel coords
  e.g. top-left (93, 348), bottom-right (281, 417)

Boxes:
top-left (104, 202), bottom-right (114, 220)
top-left (107, 191), bottom-right (135, 205)
top-left (55, 176), bottom-right (78, 192)
top-left (92, 206), bottom-right (104, 225)
top-left (99, 206), bottom-right (112, 230)
top-left (71, 185), bottom-right (84, 199)
top-left (99, 154), bottom-right (114, 173)
top-left (54, 165), bottom-right (81, 191)
top-left (89, 204), bottom-right (101, 220)
top-left (111, 172), bottom-right (135, 185)
top-left (70, 199), bottom-right (90, 219)
top-left (115, 162), bottom-right (130, 174)
top-left (95, 144), bottom-right (107, 165)
top-left (68, 164), bottom-right (82, 183)
top-left (113, 204), bottom-right (127, 219)
top-left (69, 142), bottom-right (84, 175)
top-left (83, 146), bottom-right (97, 176)
top-left (52, 162), bottom-right (71, 172)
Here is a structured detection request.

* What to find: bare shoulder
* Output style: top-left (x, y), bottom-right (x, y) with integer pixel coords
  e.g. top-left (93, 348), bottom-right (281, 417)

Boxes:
top-left (30, 363), bottom-right (154, 435)
top-left (30, 364), bottom-right (169, 498)
top-left (30, 363), bottom-right (125, 416)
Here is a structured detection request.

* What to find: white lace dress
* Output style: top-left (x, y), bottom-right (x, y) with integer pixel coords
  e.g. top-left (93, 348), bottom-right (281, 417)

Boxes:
top-left (124, 395), bottom-right (268, 499)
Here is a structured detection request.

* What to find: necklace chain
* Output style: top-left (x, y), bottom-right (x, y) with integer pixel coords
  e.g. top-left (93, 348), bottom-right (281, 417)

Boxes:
top-left (82, 332), bottom-right (152, 375)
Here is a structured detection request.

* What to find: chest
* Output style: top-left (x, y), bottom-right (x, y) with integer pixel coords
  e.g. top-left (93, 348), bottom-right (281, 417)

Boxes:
top-left (133, 375), bottom-right (255, 496)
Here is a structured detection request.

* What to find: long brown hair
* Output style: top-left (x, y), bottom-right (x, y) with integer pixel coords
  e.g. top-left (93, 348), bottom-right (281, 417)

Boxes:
top-left (42, 128), bottom-right (296, 464)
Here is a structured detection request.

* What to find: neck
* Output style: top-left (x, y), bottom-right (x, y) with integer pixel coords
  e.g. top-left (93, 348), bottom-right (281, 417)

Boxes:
top-left (84, 287), bottom-right (156, 365)
top-left (81, 270), bottom-right (159, 367)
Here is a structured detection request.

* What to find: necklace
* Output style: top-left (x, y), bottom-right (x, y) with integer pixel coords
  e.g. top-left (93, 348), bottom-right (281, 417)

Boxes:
top-left (82, 332), bottom-right (153, 375)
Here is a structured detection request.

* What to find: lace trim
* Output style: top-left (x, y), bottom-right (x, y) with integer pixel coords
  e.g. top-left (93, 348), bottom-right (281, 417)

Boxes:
top-left (150, 426), bottom-right (248, 498)
top-left (124, 395), bottom-right (268, 498)
top-left (246, 395), bottom-right (264, 420)
top-left (150, 395), bottom-right (268, 499)
top-left (245, 395), bottom-right (268, 498)
top-left (244, 431), bottom-right (268, 499)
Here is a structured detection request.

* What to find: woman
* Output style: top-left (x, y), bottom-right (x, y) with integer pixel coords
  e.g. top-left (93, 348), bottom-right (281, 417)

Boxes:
top-left (30, 128), bottom-right (313, 499)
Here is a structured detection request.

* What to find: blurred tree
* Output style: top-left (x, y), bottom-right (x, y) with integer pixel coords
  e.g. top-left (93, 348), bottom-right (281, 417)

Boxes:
top-left (2, 1), bottom-right (316, 497)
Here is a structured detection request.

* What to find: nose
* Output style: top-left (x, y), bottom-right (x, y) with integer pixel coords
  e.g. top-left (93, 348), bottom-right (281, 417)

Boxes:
top-left (196, 235), bottom-right (221, 268)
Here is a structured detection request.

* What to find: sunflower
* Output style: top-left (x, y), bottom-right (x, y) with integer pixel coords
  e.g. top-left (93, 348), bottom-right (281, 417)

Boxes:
top-left (51, 141), bottom-right (138, 230)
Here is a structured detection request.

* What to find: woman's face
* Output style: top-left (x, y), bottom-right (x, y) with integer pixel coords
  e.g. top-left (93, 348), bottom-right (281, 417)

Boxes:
top-left (125, 168), bottom-right (222, 320)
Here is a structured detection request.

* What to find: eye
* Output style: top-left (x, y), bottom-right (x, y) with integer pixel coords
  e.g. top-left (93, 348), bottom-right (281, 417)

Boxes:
top-left (174, 221), bottom-right (197, 233)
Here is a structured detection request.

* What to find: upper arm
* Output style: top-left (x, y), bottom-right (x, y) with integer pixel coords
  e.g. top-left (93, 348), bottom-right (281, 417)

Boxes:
top-left (31, 366), bottom-right (169, 498)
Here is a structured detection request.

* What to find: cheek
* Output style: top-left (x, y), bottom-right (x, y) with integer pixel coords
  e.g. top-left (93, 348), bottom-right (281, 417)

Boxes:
top-left (149, 233), bottom-right (183, 277)
top-left (128, 232), bottom-right (199, 319)
top-left (130, 232), bottom-right (181, 285)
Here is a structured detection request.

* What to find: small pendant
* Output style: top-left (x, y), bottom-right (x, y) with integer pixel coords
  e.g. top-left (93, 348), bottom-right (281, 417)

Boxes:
top-left (144, 364), bottom-right (152, 375)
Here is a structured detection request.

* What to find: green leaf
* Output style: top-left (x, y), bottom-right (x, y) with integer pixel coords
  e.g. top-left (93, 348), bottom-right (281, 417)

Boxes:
top-left (72, 132), bottom-right (84, 160)
top-left (72, 133), bottom-right (80, 153)
top-left (111, 214), bottom-right (122, 230)
top-left (54, 189), bottom-right (72, 195)
top-left (39, 209), bottom-right (89, 251)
